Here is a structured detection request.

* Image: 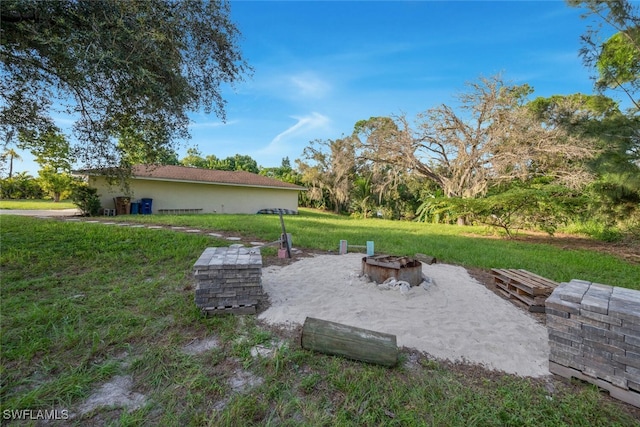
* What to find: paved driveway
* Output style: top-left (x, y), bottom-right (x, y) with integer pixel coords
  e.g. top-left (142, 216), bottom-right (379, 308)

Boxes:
top-left (0, 208), bottom-right (81, 217)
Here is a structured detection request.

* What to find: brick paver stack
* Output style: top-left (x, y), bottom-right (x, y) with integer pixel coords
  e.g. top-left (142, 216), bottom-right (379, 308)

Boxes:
top-left (193, 246), bottom-right (264, 315)
top-left (545, 279), bottom-right (640, 408)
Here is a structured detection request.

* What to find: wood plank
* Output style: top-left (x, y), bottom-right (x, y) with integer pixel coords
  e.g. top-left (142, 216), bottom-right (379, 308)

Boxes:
top-left (497, 270), bottom-right (548, 291)
top-left (517, 269), bottom-right (558, 288)
top-left (504, 269), bottom-right (556, 289)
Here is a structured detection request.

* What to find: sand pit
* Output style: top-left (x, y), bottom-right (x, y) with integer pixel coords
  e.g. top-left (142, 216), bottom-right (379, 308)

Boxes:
top-left (259, 253), bottom-right (550, 378)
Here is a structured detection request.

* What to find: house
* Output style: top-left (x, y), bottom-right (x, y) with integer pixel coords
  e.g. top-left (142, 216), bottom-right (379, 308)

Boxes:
top-left (76, 165), bottom-right (305, 214)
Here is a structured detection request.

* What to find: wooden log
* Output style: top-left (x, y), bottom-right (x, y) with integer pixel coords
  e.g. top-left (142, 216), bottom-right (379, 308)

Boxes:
top-left (415, 253), bottom-right (437, 265)
top-left (300, 317), bottom-right (398, 367)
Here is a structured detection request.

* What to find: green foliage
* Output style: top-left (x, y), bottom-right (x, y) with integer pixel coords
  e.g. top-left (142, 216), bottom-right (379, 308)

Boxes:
top-left (527, 93), bottom-right (640, 227)
top-left (70, 184), bottom-right (102, 216)
top-left (18, 128), bottom-right (73, 172)
top-left (597, 28), bottom-right (640, 93)
top-left (1, 0), bottom-right (251, 169)
top-left (570, 0), bottom-right (640, 110)
top-left (0, 172), bottom-right (43, 199)
top-left (37, 166), bottom-right (76, 202)
top-left (180, 148), bottom-right (260, 173)
top-left (416, 185), bottom-right (588, 237)
top-left (116, 118), bottom-right (180, 167)
top-left (259, 157), bottom-right (302, 186)
top-left (0, 147), bottom-right (21, 178)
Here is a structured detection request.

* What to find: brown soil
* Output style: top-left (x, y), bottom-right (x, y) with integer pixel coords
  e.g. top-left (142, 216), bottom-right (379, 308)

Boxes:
top-left (465, 230), bottom-right (640, 264)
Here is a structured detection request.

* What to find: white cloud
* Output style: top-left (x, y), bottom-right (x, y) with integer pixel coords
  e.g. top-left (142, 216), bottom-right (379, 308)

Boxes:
top-left (189, 119), bottom-right (238, 129)
top-left (271, 112), bottom-right (330, 145)
top-left (254, 112), bottom-right (331, 163)
top-left (289, 72), bottom-right (331, 98)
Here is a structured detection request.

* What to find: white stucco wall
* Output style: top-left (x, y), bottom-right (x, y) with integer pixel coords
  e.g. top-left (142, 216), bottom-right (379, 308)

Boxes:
top-left (88, 176), bottom-right (299, 214)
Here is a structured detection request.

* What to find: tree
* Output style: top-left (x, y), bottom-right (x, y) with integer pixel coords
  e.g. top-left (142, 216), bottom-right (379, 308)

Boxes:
top-left (19, 128), bottom-right (73, 173)
top-left (0, 171), bottom-right (43, 199)
top-left (38, 165), bottom-right (75, 202)
top-left (354, 75), bottom-right (596, 204)
top-left (1, 147), bottom-right (21, 178)
top-left (1, 0), bottom-right (251, 169)
top-left (225, 154), bottom-right (259, 174)
top-left (417, 183), bottom-right (587, 237)
top-left (180, 148), bottom-right (208, 169)
top-left (569, 0), bottom-right (640, 110)
top-left (115, 119), bottom-right (180, 167)
top-left (529, 92), bottom-right (640, 224)
top-left (19, 128), bottom-right (76, 201)
top-left (179, 149), bottom-right (260, 173)
top-left (296, 137), bottom-right (356, 213)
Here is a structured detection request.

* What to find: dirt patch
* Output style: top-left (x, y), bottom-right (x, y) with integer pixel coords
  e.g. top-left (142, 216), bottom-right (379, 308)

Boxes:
top-left (182, 336), bottom-right (220, 355)
top-left (463, 230), bottom-right (640, 264)
top-left (75, 375), bottom-right (146, 417)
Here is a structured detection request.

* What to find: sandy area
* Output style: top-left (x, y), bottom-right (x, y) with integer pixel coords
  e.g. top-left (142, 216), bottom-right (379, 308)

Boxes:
top-left (259, 253), bottom-right (550, 378)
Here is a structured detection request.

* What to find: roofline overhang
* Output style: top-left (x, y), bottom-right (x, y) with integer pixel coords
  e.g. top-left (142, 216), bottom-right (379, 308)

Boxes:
top-left (79, 172), bottom-right (306, 191)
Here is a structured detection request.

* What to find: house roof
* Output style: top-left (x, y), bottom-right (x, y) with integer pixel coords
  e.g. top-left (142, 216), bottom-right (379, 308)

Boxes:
top-left (80, 165), bottom-right (305, 191)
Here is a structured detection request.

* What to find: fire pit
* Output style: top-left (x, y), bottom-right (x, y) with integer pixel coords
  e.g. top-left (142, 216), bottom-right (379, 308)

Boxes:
top-left (362, 255), bottom-right (423, 286)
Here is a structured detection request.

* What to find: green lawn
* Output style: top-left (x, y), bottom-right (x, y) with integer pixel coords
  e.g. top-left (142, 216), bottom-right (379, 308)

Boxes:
top-left (0, 199), bottom-right (76, 210)
top-left (120, 208), bottom-right (640, 289)
top-left (1, 212), bottom-right (639, 425)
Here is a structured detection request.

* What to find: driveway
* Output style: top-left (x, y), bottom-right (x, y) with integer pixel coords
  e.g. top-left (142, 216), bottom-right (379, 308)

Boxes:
top-left (0, 208), bottom-right (81, 217)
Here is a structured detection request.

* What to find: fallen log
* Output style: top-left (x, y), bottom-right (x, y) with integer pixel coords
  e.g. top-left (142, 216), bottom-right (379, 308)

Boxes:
top-left (300, 317), bottom-right (398, 367)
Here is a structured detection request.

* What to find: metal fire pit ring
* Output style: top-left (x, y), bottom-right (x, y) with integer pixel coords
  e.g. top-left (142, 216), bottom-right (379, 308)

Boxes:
top-left (362, 255), bottom-right (423, 287)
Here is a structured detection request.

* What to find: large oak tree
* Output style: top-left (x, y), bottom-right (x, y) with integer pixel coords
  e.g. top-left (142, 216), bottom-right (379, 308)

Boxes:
top-left (353, 75), bottom-right (596, 200)
top-left (1, 0), bottom-right (250, 169)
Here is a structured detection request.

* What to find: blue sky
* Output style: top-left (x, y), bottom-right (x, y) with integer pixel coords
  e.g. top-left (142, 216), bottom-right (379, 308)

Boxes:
top-left (15, 1), bottom-right (609, 175)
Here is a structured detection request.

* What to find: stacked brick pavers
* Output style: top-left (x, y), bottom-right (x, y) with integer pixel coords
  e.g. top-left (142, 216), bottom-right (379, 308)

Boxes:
top-left (546, 279), bottom-right (640, 408)
top-left (193, 247), bottom-right (264, 315)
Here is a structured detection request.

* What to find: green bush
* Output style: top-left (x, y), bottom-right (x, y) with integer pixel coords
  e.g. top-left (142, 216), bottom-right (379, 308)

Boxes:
top-left (416, 185), bottom-right (588, 237)
top-left (70, 185), bottom-right (101, 216)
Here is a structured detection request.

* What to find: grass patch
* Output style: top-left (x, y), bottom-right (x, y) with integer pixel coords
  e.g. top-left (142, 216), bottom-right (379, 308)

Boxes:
top-left (0, 199), bottom-right (76, 210)
top-left (1, 214), bottom-right (639, 425)
top-left (121, 208), bottom-right (639, 289)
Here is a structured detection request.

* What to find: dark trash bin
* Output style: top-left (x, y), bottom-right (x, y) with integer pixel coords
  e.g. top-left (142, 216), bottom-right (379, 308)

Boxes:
top-left (130, 202), bottom-right (139, 215)
top-left (140, 198), bottom-right (153, 214)
top-left (114, 196), bottom-right (131, 215)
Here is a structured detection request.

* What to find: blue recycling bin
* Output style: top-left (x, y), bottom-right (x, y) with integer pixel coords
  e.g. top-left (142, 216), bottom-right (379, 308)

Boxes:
top-left (130, 202), bottom-right (139, 215)
top-left (140, 198), bottom-right (153, 215)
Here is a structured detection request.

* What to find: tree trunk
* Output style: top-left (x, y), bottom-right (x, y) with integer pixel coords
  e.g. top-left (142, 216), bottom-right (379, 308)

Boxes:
top-left (457, 216), bottom-right (466, 226)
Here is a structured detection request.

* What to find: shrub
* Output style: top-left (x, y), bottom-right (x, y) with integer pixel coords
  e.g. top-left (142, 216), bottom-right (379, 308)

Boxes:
top-left (70, 185), bottom-right (101, 216)
top-left (416, 185), bottom-right (588, 237)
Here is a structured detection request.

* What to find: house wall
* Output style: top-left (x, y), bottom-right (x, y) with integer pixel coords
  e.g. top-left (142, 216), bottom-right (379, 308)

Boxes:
top-left (88, 176), bottom-right (299, 214)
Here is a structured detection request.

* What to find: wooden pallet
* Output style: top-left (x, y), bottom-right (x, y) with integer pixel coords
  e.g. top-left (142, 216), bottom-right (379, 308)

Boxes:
top-left (491, 268), bottom-right (558, 312)
top-left (550, 361), bottom-right (640, 408)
